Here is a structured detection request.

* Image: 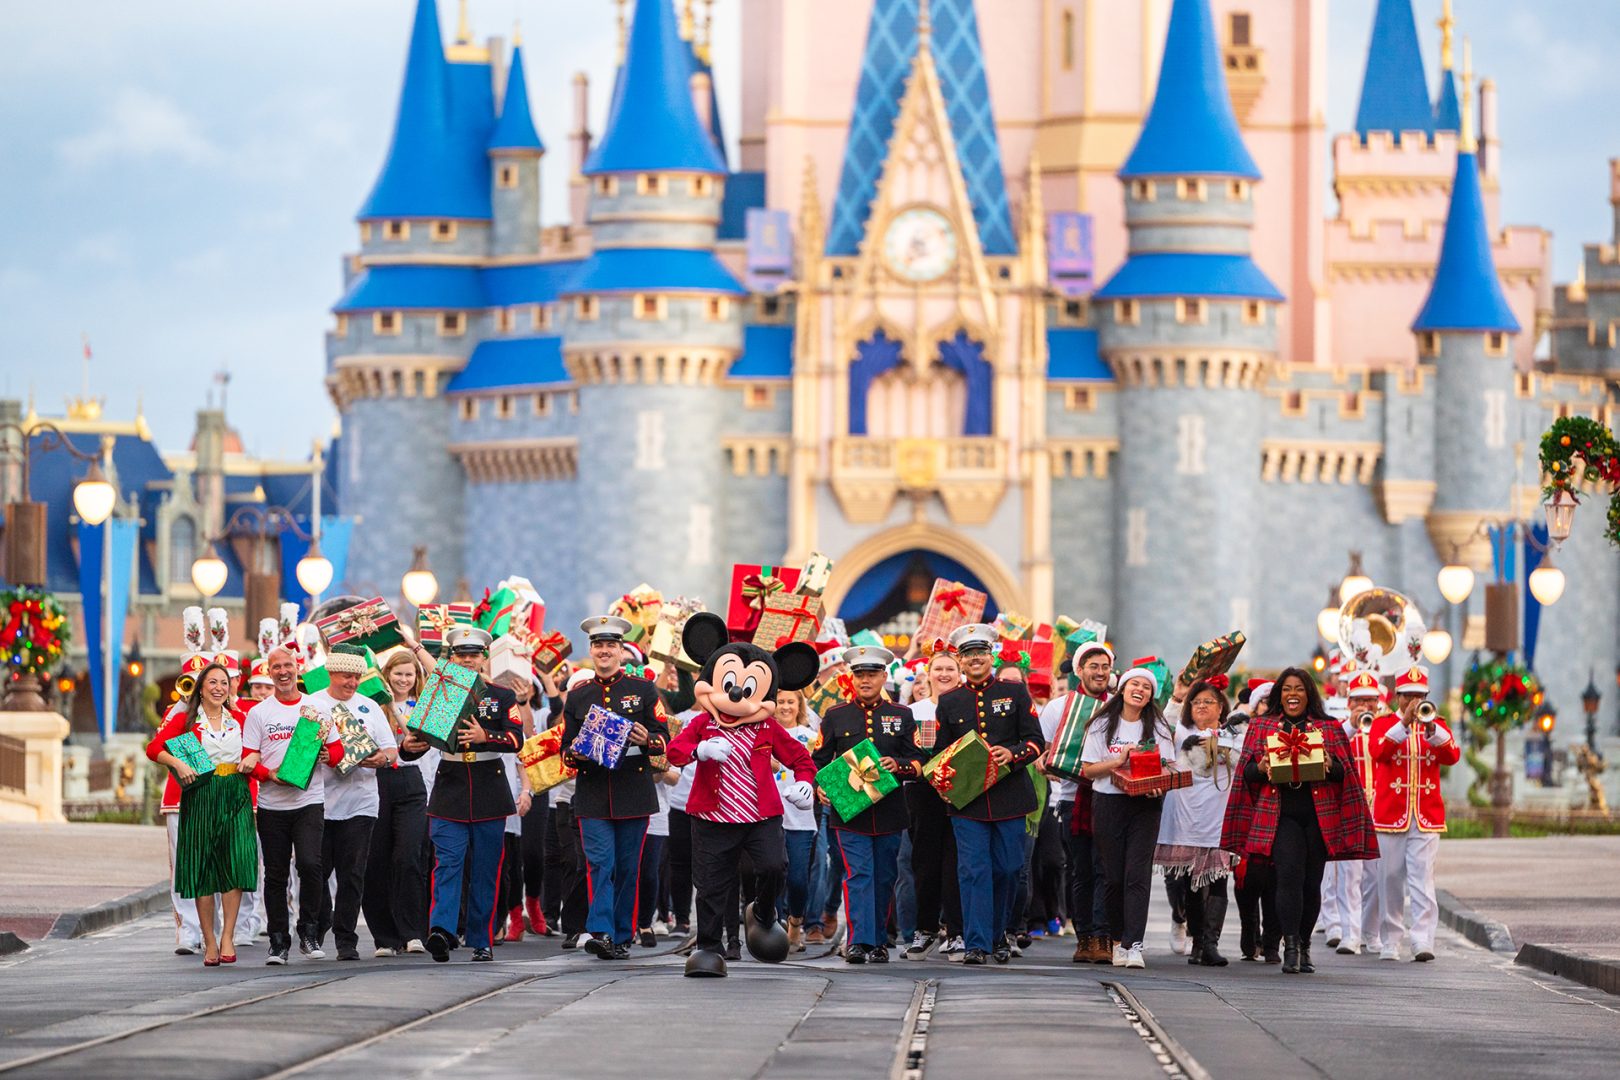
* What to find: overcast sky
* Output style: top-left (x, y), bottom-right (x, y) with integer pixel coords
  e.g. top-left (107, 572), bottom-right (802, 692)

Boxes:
top-left (1, 1), bottom-right (1615, 461)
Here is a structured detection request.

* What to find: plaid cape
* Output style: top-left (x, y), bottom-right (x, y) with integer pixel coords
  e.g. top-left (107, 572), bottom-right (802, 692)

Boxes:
top-left (1220, 715), bottom-right (1379, 861)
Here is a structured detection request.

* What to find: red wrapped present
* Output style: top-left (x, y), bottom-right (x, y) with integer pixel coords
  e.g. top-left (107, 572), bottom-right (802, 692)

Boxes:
top-left (530, 629), bottom-right (573, 676)
top-left (1127, 747), bottom-right (1164, 779)
top-left (1117, 766), bottom-right (1193, 797)
top-left (726, 563), bottom-right (802, 637)
top-left (915, 578), bottom-right (987, 646)
top-left (316, 597), bottom-right (402, 652)
top-left (995, 640), bottom-right (1054, 682)
top-left (751, 593), bottom-right (824, 650)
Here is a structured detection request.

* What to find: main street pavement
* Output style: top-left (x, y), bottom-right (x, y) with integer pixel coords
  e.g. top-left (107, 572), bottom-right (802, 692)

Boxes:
top-left (1, 897), bottom-right (1615, 1079)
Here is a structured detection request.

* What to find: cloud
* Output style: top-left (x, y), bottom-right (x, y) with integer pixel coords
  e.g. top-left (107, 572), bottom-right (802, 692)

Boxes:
top-left (63, 232), bottom-right (132, 267)
top-left (58, 87), bottom-right (221, 169)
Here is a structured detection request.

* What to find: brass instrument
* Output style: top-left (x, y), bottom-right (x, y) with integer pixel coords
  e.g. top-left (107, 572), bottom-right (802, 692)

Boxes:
top-left (1336, 586), bottom-right (1426, 677)
top-left (1355, 710), bottom-right (1376, 733)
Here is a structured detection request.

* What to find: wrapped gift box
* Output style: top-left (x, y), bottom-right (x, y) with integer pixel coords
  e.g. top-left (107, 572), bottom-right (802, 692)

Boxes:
top-left (1266, 727), bottom-right (1327, 784)
top-left (1127, 745), bottom-right (1164, 779)
top-left (473, 586), bottom-right (520, 636)
top-left (648, 595), bottom-right (703, 672)
top-left (726, 564), bottom-right (802, 637)
top-left (922, 730), bottom-right (1010, 810)
top-left (165, 731), bottom-right (215, 788)
top-left (417, 602), bottom-right (476, 655)
top-left (358, 646), bottom-right (394, 708)
top-left (407, 660), bottom-right (484, 752)
top-left (805, 671), bottom-right (853, 717)
top-left (316, 597), bottom-right (403, 653)
top-left (1117, 766), bottom-right (1193, 797)
top-left (497, 576), bottom-right (545, 637)
top-left (528, 630), bottom-right (573, 676)
top-left (275, 709), bottom-right (327, 790)
top-left (993, 611), bottom-right (1035, 642)
top-left (518, 722), bottom-right (577, 795)
top-left (915, 579), bottom-right (987, 647)
top-left (1177, 631), bottom-right (1247, 691)
top-left (570, 704), bottom-right (635, 769)
top-left (609, 583), bottom-right (664, 645)
top-left (795, 551), bottom-right (835, 598)
top-left (815, 738), bottom-right (899, 823)
top-left (751, 593), bottom-right (823, 650)
top-left (331, 702), bottom-right (380, 777)
top-left (490, 634), bottom-right (533, 684)
top-left (1045, 692), bottom-right (1104, 782)
top-left (1125, 655), bottom-right (1174, 708)
top-left (996, 640), bottom-right (1054, 681)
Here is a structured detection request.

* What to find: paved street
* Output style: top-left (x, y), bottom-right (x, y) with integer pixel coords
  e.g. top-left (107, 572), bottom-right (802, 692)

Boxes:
top-left (1, 894), bottom-right (1614, 1080)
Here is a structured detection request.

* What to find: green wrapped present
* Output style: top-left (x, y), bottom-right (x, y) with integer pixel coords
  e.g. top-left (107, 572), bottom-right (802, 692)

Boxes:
top-left (1045, 690), bottom-right (1104, 782)
top-left (165, 731), bottom-right (215, 788)
top-left (815, 738), bottom-right (899, 823)
top-left (474, 586), bottom-right (521, 637)
top-left (302, 663), bottom-right (330, 695)
top-left (1177, 631), bottom-right (1247, 690)
top-left (407, 659), bottom-right (484, 752)
top-left (1124, 655), bottom-right (1174, 707)
top-left (275, 709), bottom-right (326, 790)
top-left (804, 671), bottom-right (853, 717)
top-left (359, 646), bottom-right (394, 708)
top-left (923, 730), bottom-right (1010, 810)
top-left (850, 628), bottom-right (884, 650)
top-left (330, 702), bottom-right (380, 777)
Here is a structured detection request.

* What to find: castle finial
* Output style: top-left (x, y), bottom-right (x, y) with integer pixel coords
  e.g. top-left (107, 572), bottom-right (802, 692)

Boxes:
top-left (512, 17), bottom-right (522, 46)
top-left (679, 0), bottom-right (695, 41)
top-left (615, 0), bottom-right (628, 63)
top-left (1459, 37), bottom-right (1476, 152)
top-left (456, 0), bottom-right (472, 44)
top-left (1437, 0), bottom-right (1455, 71)
top-left (918, 0), bottom-right (931, 48)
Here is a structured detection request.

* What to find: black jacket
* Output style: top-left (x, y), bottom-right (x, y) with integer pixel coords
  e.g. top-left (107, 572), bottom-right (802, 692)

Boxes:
top-left (562, 672), bottom-right (670, 820)
top-left (813, 699), bottom-right (923, 835)
top-left (934, 678), bottom-right (1045, 822)
top-left (405, 683), bottom-right (522, 823)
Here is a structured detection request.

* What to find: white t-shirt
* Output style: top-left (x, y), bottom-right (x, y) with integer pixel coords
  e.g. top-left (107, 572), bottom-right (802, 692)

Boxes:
top-left (1079, 713), bottom-right (1175, 797)
top-left (244, 694), bottom-right (344, 812)
top-left (504, 755), bottom-right (524, 835)
top-left (309, 691), bottom-right (397, 821)
top-left (392, 702), bottom-right (438, 798)
top-left (777, 723), bottom-right (819, 832)
top-left (669, 762), bottom-right (697, 813)
top-left (1038, 696), bottom-right (1078, 803)
top-left (647, 781), bottom-right (671, 837)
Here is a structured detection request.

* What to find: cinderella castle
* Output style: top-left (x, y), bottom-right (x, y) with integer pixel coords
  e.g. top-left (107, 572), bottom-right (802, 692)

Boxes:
top-left (325, 0), bottom-right (1620, 713)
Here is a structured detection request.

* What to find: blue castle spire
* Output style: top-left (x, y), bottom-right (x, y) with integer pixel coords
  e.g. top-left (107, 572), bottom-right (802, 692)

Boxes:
top-left (1119, 0), bottom-right (1258, 179)
top-left (1433, 68), bottom-right (1461, 133)
top-left (489, 44), bottom-right (544, 154)
top-left (584, 0), bottom-right (724, 175)
top-left (1353, 0), bottom-right (1433, 143)
top-left (1412, 151), bottom-right (1519, 333)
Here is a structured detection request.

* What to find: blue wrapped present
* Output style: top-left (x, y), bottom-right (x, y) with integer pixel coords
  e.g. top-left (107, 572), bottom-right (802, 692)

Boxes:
top-left (569, 704), bottom-right (634, 769)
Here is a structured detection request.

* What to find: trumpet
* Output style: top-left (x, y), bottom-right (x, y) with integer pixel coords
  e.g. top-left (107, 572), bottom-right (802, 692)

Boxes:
top-left (1355, 711), bottom-right (1376, 733)
top-left (1416, 701), bottom-right (1437, 722)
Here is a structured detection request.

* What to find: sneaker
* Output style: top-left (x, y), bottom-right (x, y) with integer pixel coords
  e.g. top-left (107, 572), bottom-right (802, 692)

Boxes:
top-left (651, 919), bottom-right (670, 936)
top-left (1413, 947), bottom-right (1435, 962)
top-left (992, 945), bottom-right (1011, 965)
top-left (1325, 935), bottom-right (1342, 949)
top-left (561, 933), bottom-right (581, 950)
top-left (175, 943), bottom-right (200, 956)
top-left (266, 947), bottom-right (288, 966)
top-left (905, 931), bottom-right (936, 960)
top-left (673, 923), bottom-right (692, 939)
top-left (941, 936), bottom-right (965, 962)
top-left (471, 947), bottom-right (494, 962)
top-left (724, 940), bottom-right (742, 962)
top-left (300, 938), bottom-right (325, 960)
top-left (1125, 943), bottom-right (1146, 969)
top-left (961, 948), bottom-right (988, 966)
top-left (234, 934), bottom-right (256, 948)
top-left (1170, 923), bottom-right (1189, 956)
top-left (1047, 919), bottom-right (1063, 937)
top-left (639, 930), bottom-right (657, 948)
top-left (1006, 935), bottom-right (1024, 958)
top-left (1336, 938), bottom-right (1360, 956)
top-left (336, 947), bottom-right (360, 962)
top-left (374, 946), bottom-right (401, 958)
top-left (611, 942), bottom-right (633, 960)
top-left (404, 939), bottom-right (426, 954)
top-left (1380, 946), bottom-right (1401, 962)
top-left (1028, 926), bottom-right (1047, 939)
top-left (1112, 944), bottom-right (1128, 967)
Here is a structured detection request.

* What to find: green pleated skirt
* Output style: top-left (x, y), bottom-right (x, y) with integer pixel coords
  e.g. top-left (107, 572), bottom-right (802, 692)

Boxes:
top-left (174, 771), bottom-right (259, 899)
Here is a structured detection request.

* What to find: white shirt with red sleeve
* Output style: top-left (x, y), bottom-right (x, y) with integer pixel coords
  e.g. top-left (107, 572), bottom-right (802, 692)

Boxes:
top-left (243, 693), bottom-right (343, 812)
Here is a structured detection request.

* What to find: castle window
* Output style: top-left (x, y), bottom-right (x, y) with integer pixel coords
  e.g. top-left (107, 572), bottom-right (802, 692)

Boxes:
top-left (636, 174), bottom-right (667, 197)
top-left (1340, 392), bottom-right (1365, 419)
top-left (757, 295), bottom-right (783, 321)
top-left (1114, 300), bottom-right (1139, 326)
top-left (634, 294), bottom-right (667, 320)
top-left (1176, 178), bottom-right (1208, 202)
top-left (744, 384), bottom-right (774, 410)
top-left (1061, 9), bottom-right (1076, 71)
top-left (575, 296), bottom-right (598, 321)
top-left (1515, 372), bottom-right (1536, 399)
top-left (1242, 301), bottom-right (1264, 325)
top-left (691, 175), bottom-right (714, 197)
top-left (1485, 331), bottom-right (1509, 356)
top-left (532, 393), bottom-right (552, 417)
top-left (1058, 298), bottom-right (1087, 326)
top-left (1064, 386), bottom-right (1095, 412)
top-left (705, 297), bottom-right (729, 322)
top-left (383, 220), bottom-right (409, 241)
top-left (497, 164), bottom-right (520, 190)
top-left (495, 308), bottom-right (515, 333)
top-left (333, 314), bottom-right (349, 336)
top-left (1229, 12), bottom-right (1252, 47)
top-left (1176, 298), bottom-right (1207, 325)
top-left (439, 312), bottom-right (466, 336)
top-left (1129, 179), bottom-right (1155, 202)
top-left (459, 397), bottom-right (479, 421)
top-left (1418, 331), bottom-right (1441, 357)
top-left (634, 410), bottom-right (667, 470)
top-left (530, 304), bottom-right (550, 330)
top-left (1282, 390), bottom-right (1306, 417)
top-left (168, 515), bottom-right (196, 589)
top-left (432, 220), bottom-right (457, 242)
top-left (1228, 179), bottom-right (1251, 201)
top-left (374, 311), bottom-right (401, 336)
top-left (495, 395), bottom-right (514, 420)
top-left (595, 176), bottom-right (619, 197)
top-left (358, 222), bottom-right (372, 243)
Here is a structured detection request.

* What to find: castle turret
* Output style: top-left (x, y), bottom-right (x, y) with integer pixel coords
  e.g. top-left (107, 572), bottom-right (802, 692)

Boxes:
top-left (1353, 0), bottom-right (1433, 145)
top-left (561, 0), bottom-right (741, 608)
top-left (1095, 0), bottom-right (1281, 663)
top-left (1417, 99), bottom-right (1521, 562)
top-left (488, 37), bottom-right (544, 258)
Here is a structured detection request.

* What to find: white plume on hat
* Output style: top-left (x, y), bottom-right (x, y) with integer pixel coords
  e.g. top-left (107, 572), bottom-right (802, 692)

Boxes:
top-left (207, 607), bottom-right (230, 653)
top-left (182, 606), bottom-right (205, 656)
top-left (258, 618), bottom-right (278, 658)
top-left (277, 603), bottom-right (300, 643)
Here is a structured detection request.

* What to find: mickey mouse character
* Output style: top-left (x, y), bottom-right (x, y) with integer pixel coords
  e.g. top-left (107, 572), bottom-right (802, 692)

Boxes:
top-left (665, 613), bottom-right (820, 977)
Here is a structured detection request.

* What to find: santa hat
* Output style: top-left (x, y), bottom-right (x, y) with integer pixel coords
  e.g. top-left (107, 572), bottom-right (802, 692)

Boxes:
top-left (566, 668), bottom-right (595, 691)
top-left (1246, 680), bottom-right (1274, 706)
top-left (1394, 666), bottom-right (1430, 695)
top-left (1345, 671), bottom-right (1382, 700)
top-left (1118, 662), bottom-right (1160, 698)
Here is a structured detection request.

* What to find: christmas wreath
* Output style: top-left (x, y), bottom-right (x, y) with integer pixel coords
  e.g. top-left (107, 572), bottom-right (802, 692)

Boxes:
top-left (1538, 416), bottom-right (1620, 547)
top-left (1459, 657), bottom-right (1542, 730)
top-left (0, 586), bottom-right (71, 679)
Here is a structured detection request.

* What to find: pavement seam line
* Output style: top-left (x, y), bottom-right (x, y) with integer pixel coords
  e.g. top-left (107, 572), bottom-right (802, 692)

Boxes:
top-left (748, 974), bottom-right (833, 1080)
top-left (891, 978), bottom-right (936, 1080)
top-left (1104, 981), bottom-right (1212, 1080)
top-left (0, 975), bottom-right (345, 1075)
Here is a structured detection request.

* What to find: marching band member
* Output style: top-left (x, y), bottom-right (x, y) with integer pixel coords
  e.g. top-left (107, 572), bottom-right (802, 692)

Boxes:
top-left (398, 626), bottom-right (523, 963)
top-left (561, 616), bottom-right (671, 961)
top-left (935, 624), bottom-right (1045, 966)
top-left (812, 644), bottom-right (923, 964)
top-left (1371, 666), bottom-right (1459, 962)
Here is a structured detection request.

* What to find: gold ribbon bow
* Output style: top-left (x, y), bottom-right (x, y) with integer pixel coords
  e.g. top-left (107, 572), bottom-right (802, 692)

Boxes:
top-left (742, 574), bottom-right (785, 613)
top-left (842, 749), bottom-right (884, 802)
top-left (332, 604), bottom-right (383, 638)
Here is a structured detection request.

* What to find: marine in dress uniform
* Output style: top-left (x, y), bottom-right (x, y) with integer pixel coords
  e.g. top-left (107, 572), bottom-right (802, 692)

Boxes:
top-left (934, 624), bottom-right (1046, 964)
top-left (812, 645), bottom-right (924, 964)
top-left (1370, 666), bottom-right (1459, 962)
top-left (400, 626), bottom-right (523, 963)
top-left (562, 615), bottom-right (670, 960)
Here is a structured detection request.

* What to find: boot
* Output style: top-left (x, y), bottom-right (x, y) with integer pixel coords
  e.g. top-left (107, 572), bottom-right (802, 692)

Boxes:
top-left (1073, 934), bottom-right (1092, 963)
top-left (525, 897), bottom-right (546, 936)
top-left (1199, 891), bottom-right (1229, 966)
top-left (505, 906), bottom-right (525, 944)
top-left (1281, 936), bottom-right (1301, 974)
top-left (1262, 931), bottom-right (1282, 964)
top-left (788, 916), bottom-right (804, 953)
top-left (1092, 937), bottom-right (1116, 964)
top-left (1298, 939), bottom-right (1315, 974)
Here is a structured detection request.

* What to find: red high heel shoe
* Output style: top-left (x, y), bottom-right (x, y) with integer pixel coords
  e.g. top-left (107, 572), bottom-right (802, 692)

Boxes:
top-left (220, 952), bottom-right (237, 964)
top-left (203, 955), bottom-right (221, 967)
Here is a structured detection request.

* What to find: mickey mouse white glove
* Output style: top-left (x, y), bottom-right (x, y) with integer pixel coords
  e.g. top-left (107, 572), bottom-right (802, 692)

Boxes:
top-left (696, 737), bottom-right (732, 763)
top-left (784, 781), bottom-right (814, 810)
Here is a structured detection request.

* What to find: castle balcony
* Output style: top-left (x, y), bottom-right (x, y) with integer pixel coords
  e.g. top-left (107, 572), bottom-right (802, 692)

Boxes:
top-left (828, 436), bottom-right (1007, 526)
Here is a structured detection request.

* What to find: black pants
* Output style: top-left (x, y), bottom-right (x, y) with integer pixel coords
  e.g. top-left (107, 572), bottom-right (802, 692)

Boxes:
top-left (317, 815), bottom-right (375, 954)
top-left (1235, 857), bottom-right (1280, 956)
top-left (520, 793), bottom-right (548, 900)
top-left (361, 769), bottom-right (428, 949)
top-left (1092, 793), bottom-right (1162, 947)
top-left (1164, 874), bottom-right (1189, 928)
top-left (667, 808), bottom-right (694, 926)
top-left (257, 804), bottom-right (324, 951)
top-left (637, 834), bottom-right (667, 931)
top-left (1272, 810), bottom-right (1328, 941)
top-left (543, 801), bottom-right (588, 935)
top-left (906, 783), bottom-right (961, 936)
top-left (691, 816), bottom-right (786, 954)
top-left (1185, 876), bottom-right (1230, 949)
top-left (499, 833), bottom-right (523, 919)
top-left (1056, 799), bottom-right (1108, 936)
top-left (1030, 810), bottom-right (1066, 925)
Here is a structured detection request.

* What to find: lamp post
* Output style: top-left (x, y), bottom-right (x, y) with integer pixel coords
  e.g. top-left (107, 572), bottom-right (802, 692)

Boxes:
top-left (0, 421), bottom-right (116, 586)
top-left (295, 441), bottom-right (332, 607)
top-left (1533, 704), bottom-right (1558, 788)
top-left (1338, 551), bottom-right (1373, 606)
top-left (401, 546), bottom-right (439, 610)
top-left (1581, 671), bottom-right (1601, 751)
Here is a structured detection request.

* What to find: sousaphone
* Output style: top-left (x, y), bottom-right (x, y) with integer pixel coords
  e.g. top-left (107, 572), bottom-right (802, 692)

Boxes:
top-left (1336, 586), bottom-right (1426, 677)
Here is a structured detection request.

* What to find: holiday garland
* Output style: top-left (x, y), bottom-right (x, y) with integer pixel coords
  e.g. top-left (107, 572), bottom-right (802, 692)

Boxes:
top-left (0, 587), bottom-right (71, 678)
top-left (1538, 416), bottom-right (1620, 547)
top-left (1459, 657), bottom-right (1541, 730)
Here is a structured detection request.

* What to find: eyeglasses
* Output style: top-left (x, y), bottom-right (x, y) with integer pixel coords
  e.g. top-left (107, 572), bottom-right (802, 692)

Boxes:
top-left (1190, 698), bottom-right (1223, 710)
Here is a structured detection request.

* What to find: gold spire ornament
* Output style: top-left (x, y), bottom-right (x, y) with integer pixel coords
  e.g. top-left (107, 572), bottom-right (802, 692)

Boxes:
top-left (1459, 37), bottom-right (1476, 153)
top-left (456, 0), bottom-right (472, 44)
top-left (1437, 0), bottom-right (1455, 71)
top-left (615, 0), bottom-right (628, 64)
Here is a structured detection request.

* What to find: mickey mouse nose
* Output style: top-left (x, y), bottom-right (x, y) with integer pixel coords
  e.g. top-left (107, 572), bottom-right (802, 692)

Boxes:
top-left (728, 686), bottom-right (747, 703)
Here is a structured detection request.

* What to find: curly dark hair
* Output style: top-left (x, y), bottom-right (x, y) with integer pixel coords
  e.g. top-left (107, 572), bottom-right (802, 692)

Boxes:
top-left (1266, 667), bottom-right (1332, 725)
top-left (1181, 678), bottom-right (1232, 729)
